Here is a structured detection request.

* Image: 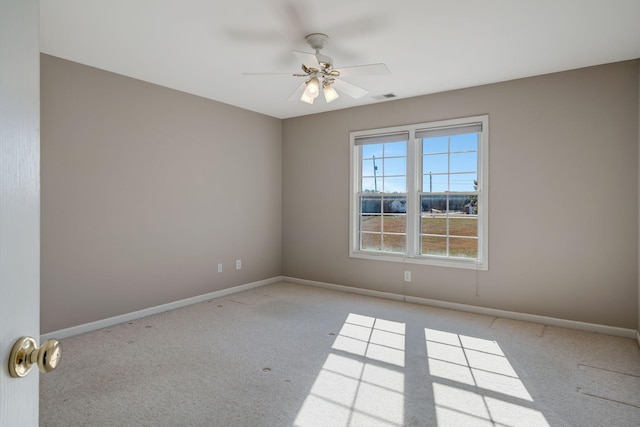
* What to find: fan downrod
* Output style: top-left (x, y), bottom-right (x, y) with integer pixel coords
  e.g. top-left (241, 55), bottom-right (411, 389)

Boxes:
top-left (305, 33), bottom-right (333, 67)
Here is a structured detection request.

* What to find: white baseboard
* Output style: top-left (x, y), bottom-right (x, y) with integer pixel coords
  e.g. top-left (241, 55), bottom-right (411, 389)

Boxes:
top-left (42, 275), bottom-right (637, 342)
top-left (283, 276), bottom-right (637, 339)
top-left (41, 276), bottom-right (283, 341)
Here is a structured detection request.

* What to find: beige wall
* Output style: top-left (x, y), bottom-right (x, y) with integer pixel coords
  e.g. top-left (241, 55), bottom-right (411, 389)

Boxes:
top-left (41, 55), bottom-right (639, 333)
top-left (41, 55), bottom-right (282, 333)
top-left (283, 60), bottom-right (640, 329)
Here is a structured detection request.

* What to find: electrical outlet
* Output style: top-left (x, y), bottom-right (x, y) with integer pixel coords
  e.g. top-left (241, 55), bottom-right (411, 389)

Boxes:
top-left (236, 259), bottom-right (242, 270)
top-left (404, 271), bottom-right (411, 282)
top-left (217, 263), bottom-right (222, 273)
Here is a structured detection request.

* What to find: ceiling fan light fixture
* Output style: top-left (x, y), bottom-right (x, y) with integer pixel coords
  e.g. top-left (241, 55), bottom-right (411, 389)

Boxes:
top-left (300, 91), bottom-right (315, 104)
top-left (301, 77), bottom-right (320, 104)
top-left (307, 77), bottom-right (320, 96)
top-left (323, 83), bottom-right (339, 103)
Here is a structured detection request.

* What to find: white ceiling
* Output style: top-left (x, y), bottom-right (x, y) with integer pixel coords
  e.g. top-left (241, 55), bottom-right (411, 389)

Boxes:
top-left (40, 0), bottom-right (640, 119)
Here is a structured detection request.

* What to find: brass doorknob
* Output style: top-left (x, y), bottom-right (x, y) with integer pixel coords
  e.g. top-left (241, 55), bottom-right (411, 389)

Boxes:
top-left (8, 337), bottom-right (62, 378)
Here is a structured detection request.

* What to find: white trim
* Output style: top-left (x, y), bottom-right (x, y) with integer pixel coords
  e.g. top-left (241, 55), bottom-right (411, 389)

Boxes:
top-left (637, 330), bottom-right (640, 348)
top-left (286, 276), bottom-right (407, 302)
top-left (40, 276), bottom-right (283, 341)
top-left (350, 251), bottom-right (485, 270)
top-left (283, 276), bottom-right (637, 339)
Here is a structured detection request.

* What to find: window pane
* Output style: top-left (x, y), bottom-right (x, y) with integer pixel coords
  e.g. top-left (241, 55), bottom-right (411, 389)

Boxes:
top-left (383, 215), bottom-right (406, 233)
top-left (423, 153), bottom-right (448, 174)
top-left (450, 152), bottom-right (477, 173)
top-left (384, 157), bottom-right (406, 176)
top-left (422, 236), bottom-right (446, 256)
top-left (450, 133), bottom-right (478, 152)
top-left (449, 237), bottom-right (477, 259)
top-left (383, 176), bottom-right (406, 193)
top-left (362, 177), bottom-right (382, 193)
top-left (383, 234), bottom-right (406, 253)
top-left (466, 196), bottom-right (478, 215)
top-left (422, 173), bottom-right (448, 193)
top-left (449, 215), bottom-right (477, 237)
top-left (361, 196), bottom-right (382, 214)
top-left (422, 215), bottom-right (446, 236)
top-left (361, 215), bottom-right (381, 232)
top-left (423, 136), bottom-right (448, 154)
top-left (421, 195), bottom-right (448, 214)
top-left (384, 141), bottom-right (407, 157)
top-left (449, 173), bottom-right (477, 192)
top-left (362, 159), bottom-right (377, 176)
top-left (362, 144), bottom-right (383, 159)
top-left (361, 233), bottom-right (381, 251)
top-left (447, 194), bottom-right (468, 212)
top-left (383, 196), bottom-right (407, 213)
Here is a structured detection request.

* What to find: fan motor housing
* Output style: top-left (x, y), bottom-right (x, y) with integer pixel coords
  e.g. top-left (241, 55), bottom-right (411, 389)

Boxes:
top-left (305, 33), bottom-right (329, 50)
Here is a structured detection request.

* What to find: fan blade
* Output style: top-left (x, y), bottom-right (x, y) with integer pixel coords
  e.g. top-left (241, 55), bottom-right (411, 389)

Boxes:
top-left (287, 81), bottom-right (307, 101)
top-left (335, 63), bottom-right (390, 77)
top-left (292, 50), bottom-right (319, 68)
top-left (332, 79), bottom-right (368, 99)
top-left (282, 0), bottom-right (311, 37)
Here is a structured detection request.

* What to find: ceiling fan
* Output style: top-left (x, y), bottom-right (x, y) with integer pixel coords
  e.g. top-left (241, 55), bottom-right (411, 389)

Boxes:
top-left (244, 33), bottom-right (390, 104)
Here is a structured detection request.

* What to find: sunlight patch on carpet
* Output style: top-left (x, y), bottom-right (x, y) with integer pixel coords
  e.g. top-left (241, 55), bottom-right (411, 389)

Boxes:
top-left (294, 314), bottom-right (406, 426)
top-left (426, 328), bottom-right (550, 427)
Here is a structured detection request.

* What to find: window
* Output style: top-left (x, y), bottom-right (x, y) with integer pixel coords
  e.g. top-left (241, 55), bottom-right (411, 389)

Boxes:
top-left (350, 116), bottom-right (488, 270)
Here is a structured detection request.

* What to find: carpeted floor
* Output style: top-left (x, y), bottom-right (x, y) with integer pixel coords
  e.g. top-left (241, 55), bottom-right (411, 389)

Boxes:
top-left (40, 281), bottom-right (640, 426)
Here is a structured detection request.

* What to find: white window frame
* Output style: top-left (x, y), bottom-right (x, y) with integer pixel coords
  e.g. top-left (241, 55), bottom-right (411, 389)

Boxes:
top-left (349, 115), bottom-right (489, 270)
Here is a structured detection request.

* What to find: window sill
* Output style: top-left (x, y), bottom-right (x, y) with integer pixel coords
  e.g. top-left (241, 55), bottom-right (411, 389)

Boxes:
top-left (350, 250), bottom-right (488, 271)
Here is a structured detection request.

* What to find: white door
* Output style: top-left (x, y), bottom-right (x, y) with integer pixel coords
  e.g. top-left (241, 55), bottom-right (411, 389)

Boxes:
top-left (0, 0), bottom-right (41, 425)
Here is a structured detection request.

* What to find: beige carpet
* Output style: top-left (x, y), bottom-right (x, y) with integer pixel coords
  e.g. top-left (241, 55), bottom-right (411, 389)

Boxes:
top-left (40, 281), bottom-right (640, 426)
